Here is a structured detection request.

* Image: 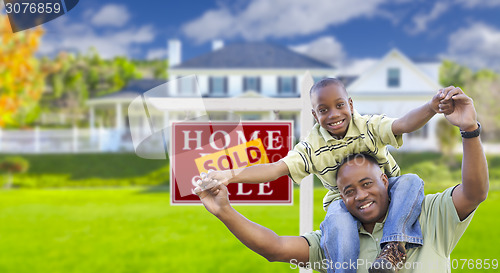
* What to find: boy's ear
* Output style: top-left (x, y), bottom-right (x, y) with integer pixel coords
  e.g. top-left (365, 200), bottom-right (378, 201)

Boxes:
top-left (311, 109), bottom-right (318, 123)
top-left (348, 97), bottom-right (354, 113)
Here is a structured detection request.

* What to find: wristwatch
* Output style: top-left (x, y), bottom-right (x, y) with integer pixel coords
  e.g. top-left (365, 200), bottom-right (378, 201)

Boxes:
top-left (460, 122), bottom-right (481, 138)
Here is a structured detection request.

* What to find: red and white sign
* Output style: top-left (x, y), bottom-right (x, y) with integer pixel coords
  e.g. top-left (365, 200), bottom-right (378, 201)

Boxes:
top-left (171, 121), bottom-right (293, 205)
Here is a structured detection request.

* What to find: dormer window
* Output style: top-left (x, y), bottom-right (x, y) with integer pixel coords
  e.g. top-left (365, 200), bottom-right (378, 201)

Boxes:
top-left (243, 77), bottom-right (260, 92)
top-left (388, 68), bottom-right (400, 87)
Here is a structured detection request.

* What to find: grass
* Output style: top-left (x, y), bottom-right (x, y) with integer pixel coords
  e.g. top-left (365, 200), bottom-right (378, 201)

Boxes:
top-left (0, 187), bottom-right (499, 273)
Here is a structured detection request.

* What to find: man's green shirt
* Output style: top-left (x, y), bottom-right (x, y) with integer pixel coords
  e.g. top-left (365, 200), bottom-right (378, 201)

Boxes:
top-left (302, 187), bottom-right (475, 273)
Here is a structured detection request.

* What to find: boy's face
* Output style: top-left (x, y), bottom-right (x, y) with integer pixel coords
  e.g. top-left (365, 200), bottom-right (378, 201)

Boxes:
top-left (311, 83), bottom-right (353, 139)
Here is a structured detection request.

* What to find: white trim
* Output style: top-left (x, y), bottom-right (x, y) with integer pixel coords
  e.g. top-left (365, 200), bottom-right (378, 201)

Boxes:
top-left (170, 68), bottom-right (336, 76)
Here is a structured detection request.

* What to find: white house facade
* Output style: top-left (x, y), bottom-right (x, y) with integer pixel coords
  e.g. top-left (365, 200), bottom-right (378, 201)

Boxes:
top-left (83, 40), bottom-right (443, 153)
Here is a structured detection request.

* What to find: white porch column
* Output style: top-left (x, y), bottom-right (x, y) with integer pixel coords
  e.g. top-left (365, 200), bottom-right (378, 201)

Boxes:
top-left (89, 105), bottom-right (95, 136)
top-left (115, 102), bottom-right (123, 130)
top-left (98, 124), bottom-right (104, 151)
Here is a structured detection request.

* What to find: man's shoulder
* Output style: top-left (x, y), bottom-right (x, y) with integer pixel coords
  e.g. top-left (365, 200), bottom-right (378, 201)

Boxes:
top-left (418, 185), bottom-right (476, 258)
top-left (422, 187), bottom-right (455, 208)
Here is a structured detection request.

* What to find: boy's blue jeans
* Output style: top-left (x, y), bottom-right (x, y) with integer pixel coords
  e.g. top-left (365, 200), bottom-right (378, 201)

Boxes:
top-left (319, 174), bottom-right (424, 273)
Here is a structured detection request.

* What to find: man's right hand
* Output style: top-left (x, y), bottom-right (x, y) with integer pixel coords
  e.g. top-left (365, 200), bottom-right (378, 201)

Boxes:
top-left (442, 87), bottom-right (477, 131)
top-left (195, 183), bottom-right (231, 217)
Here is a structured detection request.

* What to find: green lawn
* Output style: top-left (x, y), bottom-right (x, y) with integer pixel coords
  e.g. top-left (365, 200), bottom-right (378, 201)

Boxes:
top-left (0, 187), bottom-right (498, 273)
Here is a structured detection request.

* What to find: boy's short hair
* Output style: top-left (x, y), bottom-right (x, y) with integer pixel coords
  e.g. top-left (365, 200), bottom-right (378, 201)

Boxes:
top-left (310, 78), bottom-right (347, 97)
top-left (336, 153), bottom-right (380, 180)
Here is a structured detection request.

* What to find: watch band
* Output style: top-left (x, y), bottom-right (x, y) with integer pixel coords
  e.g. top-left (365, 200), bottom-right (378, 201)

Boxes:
top-left (460, 122), bottom-right (481, 138)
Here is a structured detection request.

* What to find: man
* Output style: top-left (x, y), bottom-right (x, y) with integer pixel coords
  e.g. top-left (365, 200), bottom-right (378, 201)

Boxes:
top-left (195, 88), bottom-right (488, 273)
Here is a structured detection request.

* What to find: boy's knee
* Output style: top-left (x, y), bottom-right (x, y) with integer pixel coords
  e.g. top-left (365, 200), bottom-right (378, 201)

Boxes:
top-left (399, 173), bottom-right (424, 186)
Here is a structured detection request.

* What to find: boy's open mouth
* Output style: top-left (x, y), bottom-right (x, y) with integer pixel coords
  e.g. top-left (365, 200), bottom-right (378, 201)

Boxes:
top-left (327, 119), bottom-right (345, 129)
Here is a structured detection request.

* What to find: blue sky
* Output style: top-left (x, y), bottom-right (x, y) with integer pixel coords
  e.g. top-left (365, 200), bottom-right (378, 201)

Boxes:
top-left (12, 0), bottom-right (500, 73)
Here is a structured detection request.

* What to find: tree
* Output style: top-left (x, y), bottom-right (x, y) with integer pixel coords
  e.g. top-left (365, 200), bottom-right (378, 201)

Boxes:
top-left (440, 60), bottom-right (500, 141)
top-left (435, 118), bottom-right (461, 166)
top-left (0, 156), bottom-right (29, 189)
top-left (0, 15), bottom-right (45, 127)
top-left (40, 50), bottom-right (142, 125)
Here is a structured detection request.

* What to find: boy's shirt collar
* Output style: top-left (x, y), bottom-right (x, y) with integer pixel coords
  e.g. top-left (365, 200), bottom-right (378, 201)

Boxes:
top-left (318, 109), bottom-right (362, 142)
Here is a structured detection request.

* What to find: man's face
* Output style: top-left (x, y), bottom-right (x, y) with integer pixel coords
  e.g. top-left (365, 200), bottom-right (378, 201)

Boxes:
top-left (337, 158), bottom-right (389, 225)
top-left (311, 84), bottom-right (353, 139)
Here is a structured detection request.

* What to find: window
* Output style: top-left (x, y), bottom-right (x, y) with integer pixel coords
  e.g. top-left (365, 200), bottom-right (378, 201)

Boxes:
top-left (243, 77), bottom-right (260, 92)
top-left (208, 112), bottom-right (228, 120)
top-left (387, 68), bottom-right (400, 87)
top-left (313, 76), bottom-right (327, 83)
top-left (278, 76), bottom-right (296, 94)
top-left (210, 77), bottom-right (227, 95)
top-left (408, 124), bottom-right (428, 139)
top-left (178, 76), bottom-right (195, 95)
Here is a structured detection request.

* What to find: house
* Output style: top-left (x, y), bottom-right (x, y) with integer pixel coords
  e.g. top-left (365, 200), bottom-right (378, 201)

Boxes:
top-left (86, 40), bottom-right (443, 152)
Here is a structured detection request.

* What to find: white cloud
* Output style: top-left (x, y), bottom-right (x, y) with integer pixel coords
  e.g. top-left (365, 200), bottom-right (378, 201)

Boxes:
top-left (290, 36), bottom-right (346, 66)
top-left (147, 48), bottom-right (168, 60)
top-left (91, 4), bottom-right (130, 27)
top-left (455, 0), bottom-right (500, 8)
top-left (182, 0), bottom-right (388, 43)
top-left (444, 22), bottom-right (500, 71)
top-left (407, 2), bottom-right (449, 34)
top-left (39, 13), bottom-right (155, 59)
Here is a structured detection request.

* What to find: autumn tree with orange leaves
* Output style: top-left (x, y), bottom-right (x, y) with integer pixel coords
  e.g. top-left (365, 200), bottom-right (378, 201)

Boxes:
top-left (0, 15), bottom-right (45, 127)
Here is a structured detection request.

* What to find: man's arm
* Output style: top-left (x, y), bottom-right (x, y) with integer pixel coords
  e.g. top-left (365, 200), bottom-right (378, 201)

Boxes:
top-left (443, 89), bottom-right (489, 220)
top-left (392, 86), bottom-right (456, 135)
top-left (195, 184), bottom-right (309, 263)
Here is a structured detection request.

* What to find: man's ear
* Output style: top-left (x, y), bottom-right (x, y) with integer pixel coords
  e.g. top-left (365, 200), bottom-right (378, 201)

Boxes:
top-left (340, 193), bottom-right (346, 204)
top-left (311, 109), bottom-right (318, 123)
top-left (381, 173), bottom-right (389, 190)
top-left (348, 97), bottom-right (354, 113)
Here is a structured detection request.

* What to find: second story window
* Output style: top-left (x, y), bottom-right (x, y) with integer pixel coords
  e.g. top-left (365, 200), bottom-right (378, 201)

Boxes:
top-left (243, 77), bottom-right (260, 92)
top-left (210, 76), bottom-right (227, 95)
top-left (387, 68), bottom-right (400, 87)
top-left (178, 76), bottom-right (195, 95)
top-left (278, 76), bottom-right (295, 94)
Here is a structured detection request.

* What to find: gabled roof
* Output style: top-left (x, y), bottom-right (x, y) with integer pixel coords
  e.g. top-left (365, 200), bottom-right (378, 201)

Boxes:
top-left (347, 48), bottom-right (441, 91)
top-left (172, 42), bottom-right (334, 69)
top-left (97, 79), bottom-right (167, 99)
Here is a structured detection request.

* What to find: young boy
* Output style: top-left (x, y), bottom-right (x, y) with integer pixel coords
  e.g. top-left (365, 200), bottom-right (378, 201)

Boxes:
top-left (197, 78), bottom-right (455, 273)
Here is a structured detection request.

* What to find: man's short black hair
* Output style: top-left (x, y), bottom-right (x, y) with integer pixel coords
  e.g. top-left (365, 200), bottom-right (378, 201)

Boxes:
top-left (310, 78), bottom-right (347, 97)
top-left (335, 153), bottom-right (380, 180)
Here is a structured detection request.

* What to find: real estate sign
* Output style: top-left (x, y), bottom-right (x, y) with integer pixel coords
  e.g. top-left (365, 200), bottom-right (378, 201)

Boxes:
top-left (171, 121), bottom-right (293, 205)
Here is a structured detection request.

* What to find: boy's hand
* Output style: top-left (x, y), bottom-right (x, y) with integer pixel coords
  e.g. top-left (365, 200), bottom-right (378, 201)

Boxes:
top-left (430, 86), bottom-right (455, 115)
top-left (192, 169), bottom-right (234, 194)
